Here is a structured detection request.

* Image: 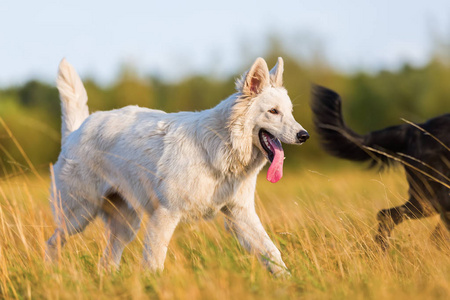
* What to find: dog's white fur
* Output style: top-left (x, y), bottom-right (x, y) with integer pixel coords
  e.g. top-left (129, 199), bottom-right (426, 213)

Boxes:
top-left (46, 57), bottom-right (306, 276)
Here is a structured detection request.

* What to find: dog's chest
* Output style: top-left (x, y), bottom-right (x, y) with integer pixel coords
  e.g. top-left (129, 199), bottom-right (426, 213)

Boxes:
top-left (180, 175), bottom-right (246, 221)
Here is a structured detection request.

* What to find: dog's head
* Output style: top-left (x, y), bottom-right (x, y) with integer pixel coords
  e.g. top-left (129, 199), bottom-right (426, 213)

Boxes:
top-left (230, 57), bottom-right (308, 182)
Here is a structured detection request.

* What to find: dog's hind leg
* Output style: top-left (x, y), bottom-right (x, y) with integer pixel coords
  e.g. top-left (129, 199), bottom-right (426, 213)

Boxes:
top-left (375, 195), bottom-right (436, 250)
top-left (428, 187), bottom-right (450, 249)
top-left (99, 192), bottom-right (142, 271)
top-left (45, 228), bottom-right (66, 263)
top-left (45, 194), bottom-right (100, 263)
top-left (142, 206), bottom-right (180, 272)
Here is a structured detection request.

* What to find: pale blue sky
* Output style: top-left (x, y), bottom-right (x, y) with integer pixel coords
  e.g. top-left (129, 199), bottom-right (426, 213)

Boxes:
top-left (0, 0), bottom-right (449, 86)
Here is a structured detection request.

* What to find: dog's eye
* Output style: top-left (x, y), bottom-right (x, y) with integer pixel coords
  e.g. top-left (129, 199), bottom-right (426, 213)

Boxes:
top-left (268, 108), bottom-right (278, 114)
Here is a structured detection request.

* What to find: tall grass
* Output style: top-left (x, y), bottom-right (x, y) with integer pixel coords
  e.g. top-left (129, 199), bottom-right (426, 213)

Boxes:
top-left (1, 161), bottom-right (449, 299)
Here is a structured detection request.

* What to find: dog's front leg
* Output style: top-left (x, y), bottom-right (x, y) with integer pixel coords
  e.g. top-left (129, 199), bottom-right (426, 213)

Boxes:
top-left (142, 206), bottom-right (180, 272)
top-left (222, 204), bottom-right (289, 277)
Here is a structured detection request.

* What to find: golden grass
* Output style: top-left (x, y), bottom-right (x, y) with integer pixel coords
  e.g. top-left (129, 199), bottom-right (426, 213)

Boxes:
top-left (0, 164), bottom-right (449, 300)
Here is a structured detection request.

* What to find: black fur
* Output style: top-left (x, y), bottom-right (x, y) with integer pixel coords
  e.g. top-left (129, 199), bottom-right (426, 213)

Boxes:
top-left (311, 85), bottom-right (450, 249)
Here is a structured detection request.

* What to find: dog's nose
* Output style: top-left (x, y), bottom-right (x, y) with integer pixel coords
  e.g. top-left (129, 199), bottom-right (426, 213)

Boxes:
top-left (296, 130), bottom-right (309, 143)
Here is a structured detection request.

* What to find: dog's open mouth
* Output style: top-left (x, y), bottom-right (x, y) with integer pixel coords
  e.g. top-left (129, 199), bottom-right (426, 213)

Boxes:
top-left (259, 129), bottom-right (284, 183)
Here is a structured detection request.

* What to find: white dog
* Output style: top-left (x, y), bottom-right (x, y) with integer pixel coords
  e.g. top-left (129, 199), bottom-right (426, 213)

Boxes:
top-left (45, 57), bottom-right (309, 276)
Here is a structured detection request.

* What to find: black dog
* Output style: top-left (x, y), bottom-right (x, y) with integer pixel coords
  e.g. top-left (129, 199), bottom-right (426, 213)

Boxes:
top-left (311, 85), bottom-right (450, 249)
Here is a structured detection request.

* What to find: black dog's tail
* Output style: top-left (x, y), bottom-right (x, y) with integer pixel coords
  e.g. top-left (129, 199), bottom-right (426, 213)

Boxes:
top-left (311, 85), bottom-right (410, 167)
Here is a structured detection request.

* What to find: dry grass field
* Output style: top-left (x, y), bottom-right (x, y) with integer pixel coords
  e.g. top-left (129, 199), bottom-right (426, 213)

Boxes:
top-left (0, 162), bottom-right (449, 299)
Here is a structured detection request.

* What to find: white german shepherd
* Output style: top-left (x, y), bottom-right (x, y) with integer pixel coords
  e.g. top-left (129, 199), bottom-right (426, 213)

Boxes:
top-left (46, 57), bottom-right (309, 276)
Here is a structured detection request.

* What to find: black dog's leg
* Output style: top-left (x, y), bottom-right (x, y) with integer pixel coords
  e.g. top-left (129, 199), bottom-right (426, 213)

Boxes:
top-left (438, 189), bottom-right (450, 231)
top-left (375, 196), bottom-right (436, 251)
top-left (430, 188), bottom-right (450, 248)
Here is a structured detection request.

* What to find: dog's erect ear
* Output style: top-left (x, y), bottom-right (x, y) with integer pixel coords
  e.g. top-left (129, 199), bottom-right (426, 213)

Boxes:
top-left (269, 57), bottom-right (284, 87)
top-left (239, 57), bottom-right (270, 97)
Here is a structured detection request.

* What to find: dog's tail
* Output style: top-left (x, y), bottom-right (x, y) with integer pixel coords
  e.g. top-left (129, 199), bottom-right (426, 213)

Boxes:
top-left (311, 85), bottom-right (409, 167)
top-left (56, 58), bottom-right (89, 145)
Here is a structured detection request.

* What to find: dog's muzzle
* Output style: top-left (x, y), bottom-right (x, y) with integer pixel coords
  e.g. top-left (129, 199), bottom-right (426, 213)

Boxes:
top-left (296, 130), bottom-right (310, 143)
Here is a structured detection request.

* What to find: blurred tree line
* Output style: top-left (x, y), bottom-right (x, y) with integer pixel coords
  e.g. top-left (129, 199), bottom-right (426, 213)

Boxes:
top-left (1, 42), bottom-right (450, 177)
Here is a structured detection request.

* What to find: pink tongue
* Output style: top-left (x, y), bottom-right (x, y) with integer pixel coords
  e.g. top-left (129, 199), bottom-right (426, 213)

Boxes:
top-left (266, 138), bottom-right (284, 183)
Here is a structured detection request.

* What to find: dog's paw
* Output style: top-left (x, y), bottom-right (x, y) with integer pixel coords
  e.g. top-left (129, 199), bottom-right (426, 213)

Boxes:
top-left (267, 261), bottom-right (291, 279)
top-left (273, 268), bottom-right (291, 279)
top-left (374, 233), bottom-right (390, 252)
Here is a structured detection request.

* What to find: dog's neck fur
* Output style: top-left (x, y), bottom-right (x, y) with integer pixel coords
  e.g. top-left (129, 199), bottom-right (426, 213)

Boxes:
top-left (194, 93), bottom-right (265, 176)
